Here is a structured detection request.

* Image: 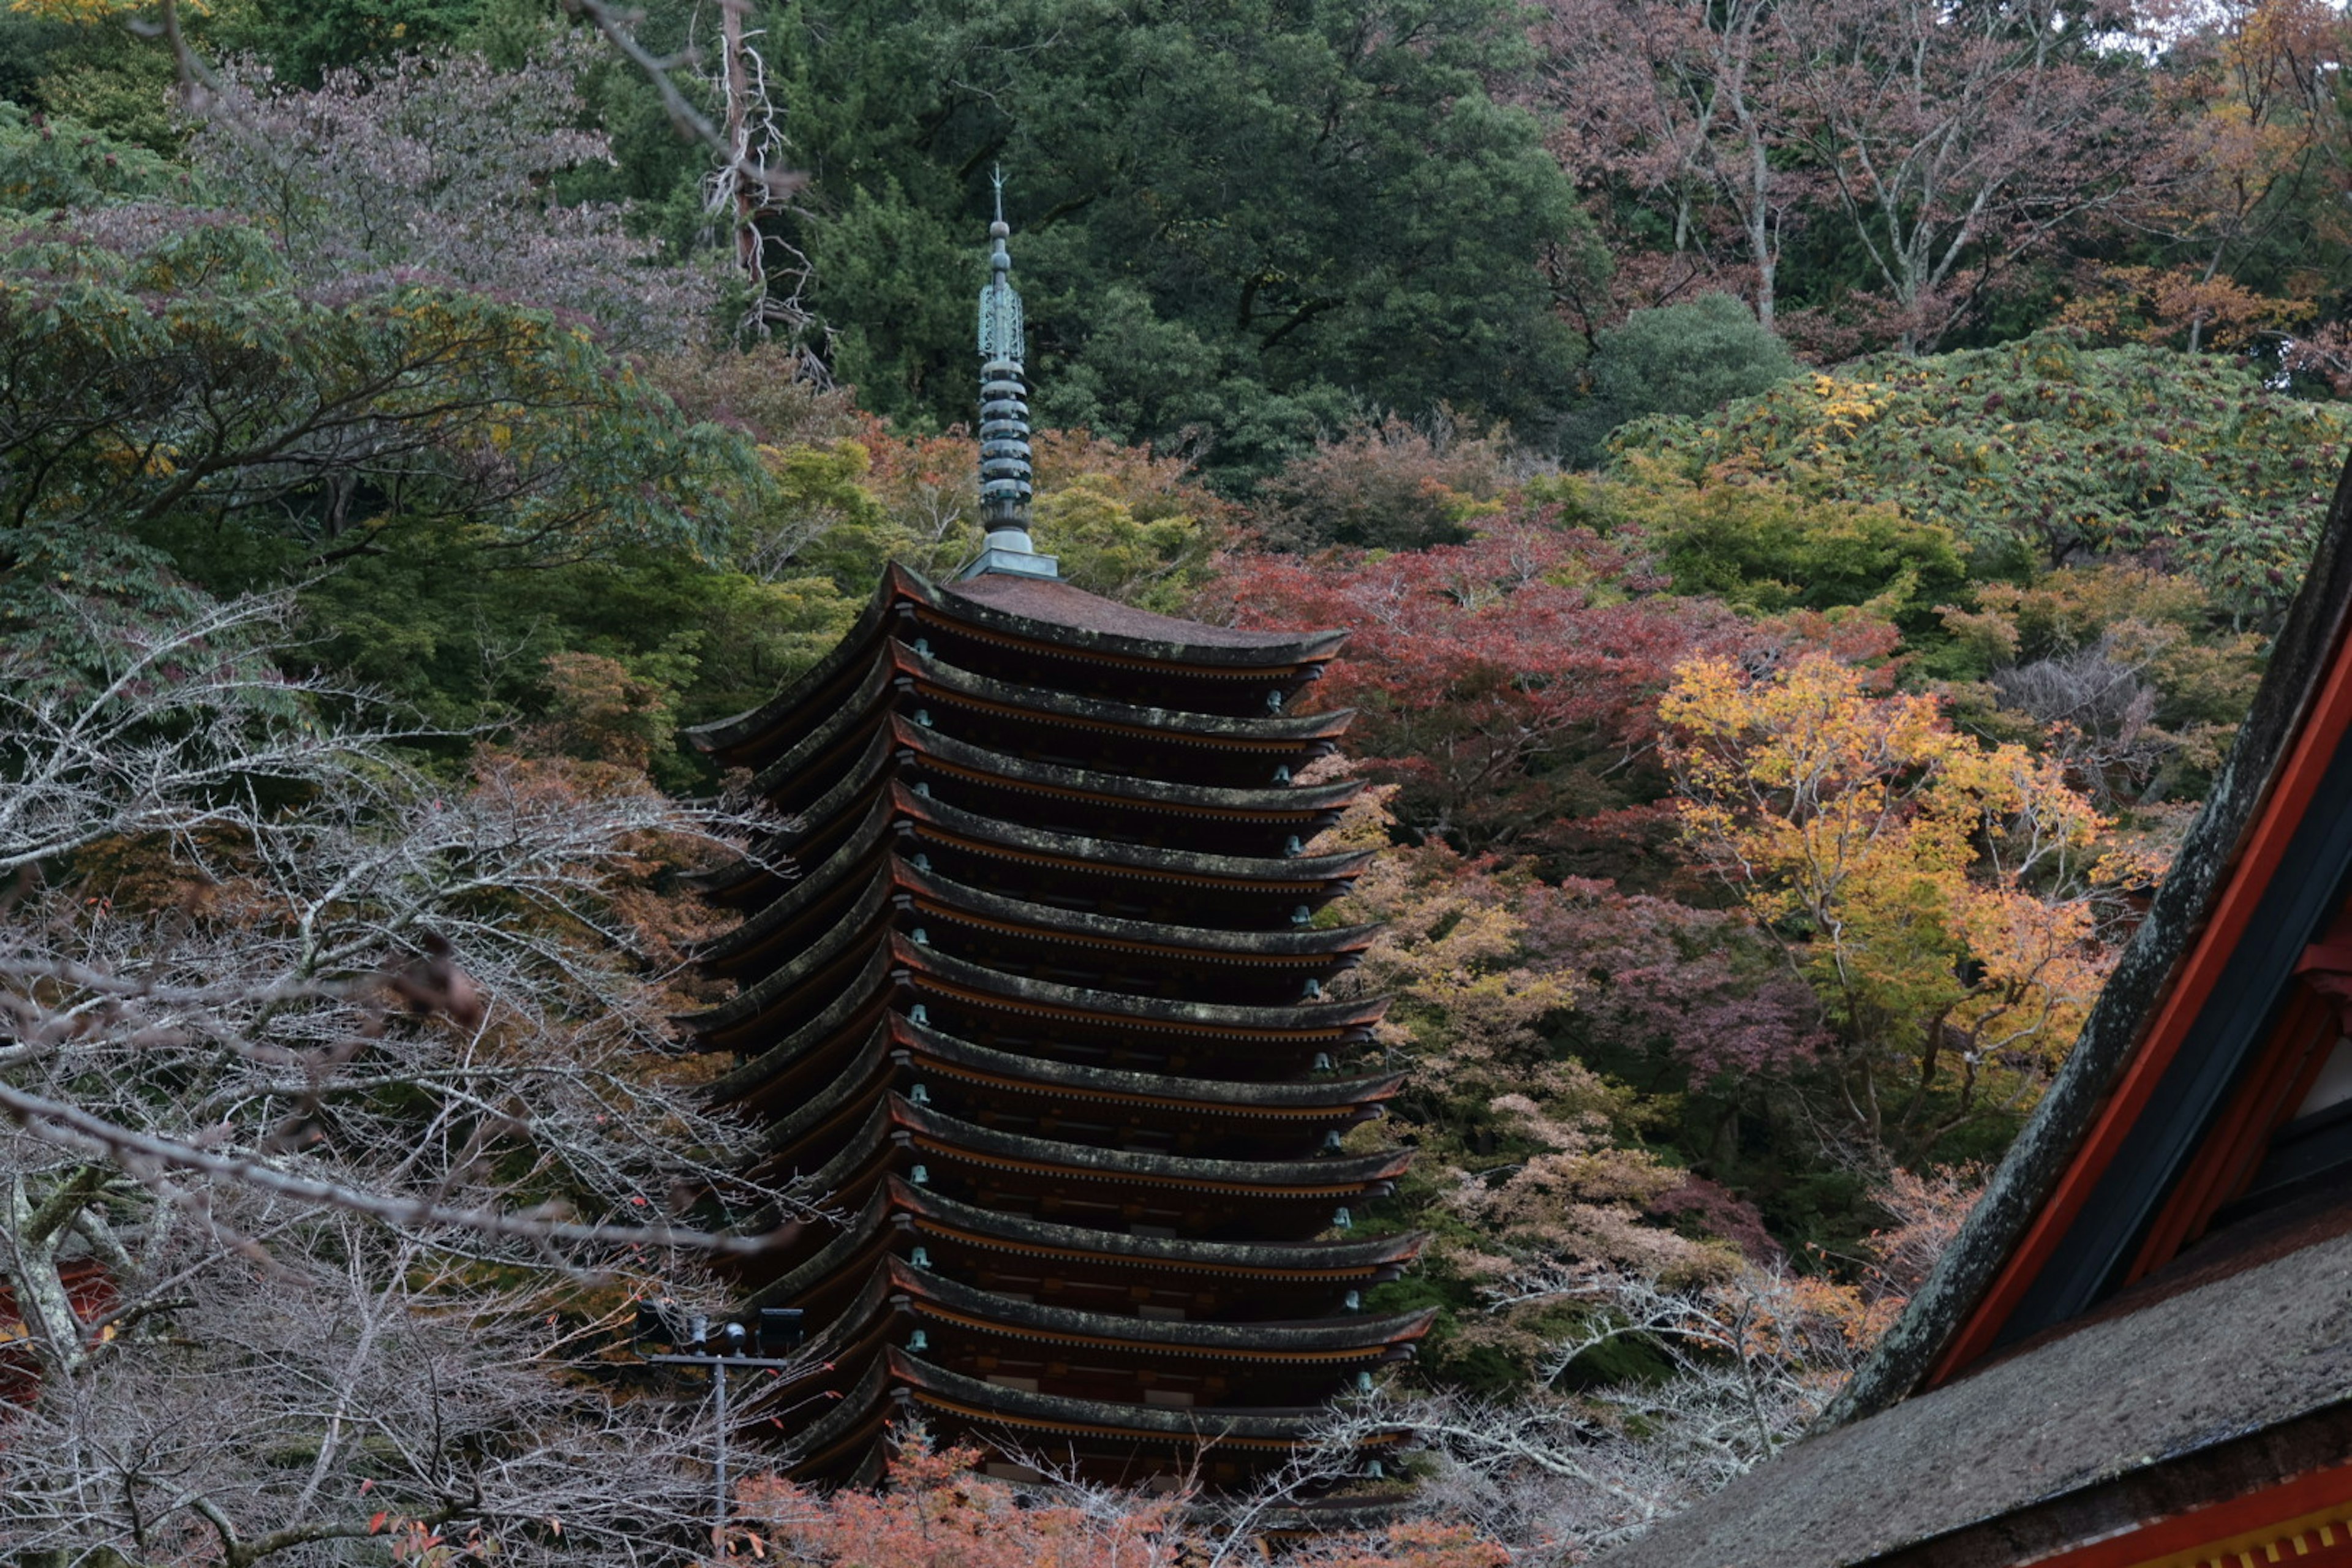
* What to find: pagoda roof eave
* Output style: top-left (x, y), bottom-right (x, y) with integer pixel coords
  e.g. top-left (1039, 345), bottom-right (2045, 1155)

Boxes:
top-left (702, 739), bottom-right (1374, 905)
top-left (687, 573), bottom-right (903, 765)
top-left (758, 718), bottom-right (1353, 875)
top-left (886, 1349), bottom-right (1402, 1449)
top-left (732, 638), bottom-right (1359, 812)
top-left (769, 1099), bottom-right (895, 1204)
top-left (747, 1183), bottom-right (903, 1308)
top-left (742, 1012), bottom-right (1406, 1178)
top-left (692, 920), bottom-right (1384, 1052)
top-left (697, 796), bottom-right (1380, 970)
top-left (749, 1016), bottom-right (1403, 1181)
top-left (764, 1263), bottom-right (904, 1378)
top-left (696, 800), bottom-right (897, 967)
top-left (747, 1022), bottom-right (895, 1161)
top-left (886, 715), bottom-right (1363, 817)
top-left (888, 1257), bottom-right (1437, 1356)
top-left (739, 653), bottom-right (898, 804)
top-left (687, 867), bottom-right (900, 1035)
top-left (924, 567), bottom-right (1348, 671)
top-left (717, 724), bottom-right (902, 879)
top-left (895, 937), bottom-right (1389, 1036)
top-left (756, 1242), bottom-right (1433, 1366)
top-left (760, 1097), bottom-right (1404, 1243)
top-left (892, 1094), bottom-right (1414, 1192)
top-left (900, 1172), bottom-right (1425, 1268)
top-left (777, 1352), bottom-right (897, 1476)
top-left (894, 1015), bottom-right (1406, 1112)
top-left (899, 1178), bottom-right (1425, 1273)
top-left (750, 1179), bottom-right (1428, 1309)
top-left (899, 861), bottom-right (1378, 962)
top-left (895, 638), bottom-right (1354, 745)
top-left (695, 944), bottom-right (891, 1084)
top-left (688, 565), bottom-right (1347, 765)
top-left (897, 787), bottom-right (1376, 888)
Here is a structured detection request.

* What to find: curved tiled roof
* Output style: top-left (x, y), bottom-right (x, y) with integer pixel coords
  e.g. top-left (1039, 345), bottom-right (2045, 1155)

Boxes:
top-left (890, 717), bottom-right (1362, 817)
top-left (688, 564), bottom-right (1345, 763)
top-left (696, 798), bottom-right (899, 966)
top-left (888, 1177), bottom-right (1423, 1279)
top-left (698, 944), bottom-right (893, 1087)
top-left (694, 918), bottom-right (1383, 1050)
top-left (895, 861), bottom-right (1379, 962)
top-left (940, 571), bottom-right (1344, 660)
top-left (742, 1016), bottom-right (1398, 1172)
top-left (893, 937), bottom-right (1389, 1038)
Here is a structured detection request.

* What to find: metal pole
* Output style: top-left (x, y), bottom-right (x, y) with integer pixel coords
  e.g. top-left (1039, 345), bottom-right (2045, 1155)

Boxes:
top-left (713, 1358), bottom-right (730, 1542)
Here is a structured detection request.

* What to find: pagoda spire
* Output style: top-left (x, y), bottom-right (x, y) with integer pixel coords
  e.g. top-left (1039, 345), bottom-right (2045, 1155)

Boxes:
top-left (964, 169), bottom-right (1057, 580)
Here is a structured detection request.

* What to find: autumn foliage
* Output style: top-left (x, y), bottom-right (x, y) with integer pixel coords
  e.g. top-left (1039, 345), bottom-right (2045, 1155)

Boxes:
top-left (725, 1441), bottom-right (1507, 1568)
top-left (1218, 515), bottom-right (1746, 865)
top-left (1662, 652), bottom-right (2116, 1149)
top-left (10, 1), bottom-right (2347, 1559)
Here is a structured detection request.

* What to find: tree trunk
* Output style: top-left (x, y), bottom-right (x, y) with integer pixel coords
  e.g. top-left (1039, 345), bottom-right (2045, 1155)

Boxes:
top-left (721, 0), bottom-right (759, 283)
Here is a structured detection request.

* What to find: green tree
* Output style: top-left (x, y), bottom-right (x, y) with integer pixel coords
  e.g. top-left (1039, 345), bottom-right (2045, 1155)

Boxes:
top-left (1558, 461), bottom-right (1969, 638)
top-left (233, 0), bottom-right (489, 81)
top-left (767, 0), bottom-right (1593, 481)
top-left (1564, 293), bottom-right (1798, 464)
top-left (1613, 332), bottom-right (2352, 621)
top-left (1253, 415), bottom-right (1510, 551)
top-left (0, 209), bottom-right (777, 741)
top-left (0, 100), bottom-right (184, 206)
top-left (0, 214), bottom-right (747, 559)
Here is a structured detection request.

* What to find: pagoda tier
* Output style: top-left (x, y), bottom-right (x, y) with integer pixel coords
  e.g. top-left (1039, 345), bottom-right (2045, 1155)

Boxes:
top-left (685, 565), bottom-right (1423, 1489)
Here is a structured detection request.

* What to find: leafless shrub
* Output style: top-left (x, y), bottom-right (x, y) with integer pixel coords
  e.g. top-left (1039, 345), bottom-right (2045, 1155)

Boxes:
top-left (0, 590), bottom-right (807, 1565)
top-left (186, 43), bottom-right (718, 351)
top-left (1990, 637), bottom-right (2170, 804)
top-left (1314, 1265), bottom-right (1879, 1564)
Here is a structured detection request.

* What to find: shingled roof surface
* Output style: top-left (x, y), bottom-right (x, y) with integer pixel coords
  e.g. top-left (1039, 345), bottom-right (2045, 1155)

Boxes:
top-left (943, 573), bottom-right (1335, 652)
top-left (1608, 1219), bottom-right (2352, 1568)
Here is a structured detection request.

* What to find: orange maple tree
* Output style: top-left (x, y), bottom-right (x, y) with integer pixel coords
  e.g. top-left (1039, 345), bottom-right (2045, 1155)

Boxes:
top-left (1661, 651), bottom-right (2119, 1150)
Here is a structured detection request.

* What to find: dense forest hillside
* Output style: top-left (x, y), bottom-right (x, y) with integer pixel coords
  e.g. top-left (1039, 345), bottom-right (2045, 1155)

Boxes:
top-left (3, 1), bottom-right (2350, 1563)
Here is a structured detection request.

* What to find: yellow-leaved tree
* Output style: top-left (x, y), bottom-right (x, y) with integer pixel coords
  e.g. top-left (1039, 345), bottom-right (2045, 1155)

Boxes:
top-left (1661, 652), bottom-right (2120, 1153)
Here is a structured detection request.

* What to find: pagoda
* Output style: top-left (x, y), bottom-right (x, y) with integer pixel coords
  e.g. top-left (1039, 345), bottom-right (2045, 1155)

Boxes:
top-left (680, 186), bottom-right (1429, 1491)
